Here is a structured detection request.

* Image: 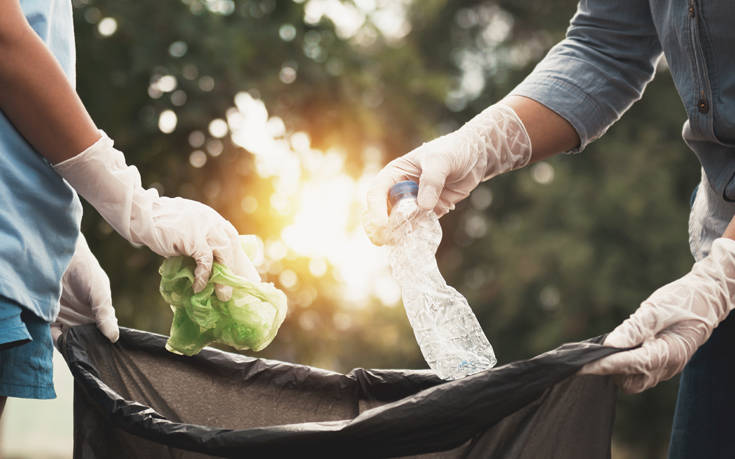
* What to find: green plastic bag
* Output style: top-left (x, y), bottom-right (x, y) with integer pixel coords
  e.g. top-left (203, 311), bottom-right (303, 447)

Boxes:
top-left (158, 236), bottom-right (287, 356)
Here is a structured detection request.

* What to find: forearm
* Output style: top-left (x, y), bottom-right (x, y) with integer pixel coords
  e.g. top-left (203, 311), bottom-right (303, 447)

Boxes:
top-left (508, 0), bottom-right (661, 158)
top-left (0, 1), bottom-right (99, 163)
top-left (502, 95), bottom-right (579, 163)
top-left (723, 214), bottom-right (735, 241)
top-left (447, 95), bottom-right (578, 182)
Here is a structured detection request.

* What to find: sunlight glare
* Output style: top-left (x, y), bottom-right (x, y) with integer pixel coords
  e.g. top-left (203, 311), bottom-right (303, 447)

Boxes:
top-left (218, 91), bottom-right (400, 307)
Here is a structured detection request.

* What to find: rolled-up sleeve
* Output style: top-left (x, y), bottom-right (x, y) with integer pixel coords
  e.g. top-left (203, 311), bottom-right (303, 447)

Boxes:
top-left (511, 0), bottom-right (663, 152)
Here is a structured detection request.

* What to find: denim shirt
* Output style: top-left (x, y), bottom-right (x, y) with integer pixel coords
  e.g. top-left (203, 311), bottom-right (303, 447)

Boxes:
top-left (0, 0), bottom-right (82, 321)
top-left (511, 0), bottom-right (735, 257)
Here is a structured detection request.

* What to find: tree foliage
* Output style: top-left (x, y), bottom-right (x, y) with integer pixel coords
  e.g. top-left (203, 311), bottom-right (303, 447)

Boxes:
top-left (73, 1), bottom-right (699, 455)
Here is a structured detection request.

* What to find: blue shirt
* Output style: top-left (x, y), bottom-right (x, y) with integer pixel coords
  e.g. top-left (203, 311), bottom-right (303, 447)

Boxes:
top-left (511, 0), bottom-right (735, 258)
top-left (0, 0), bottom-right (82, 322)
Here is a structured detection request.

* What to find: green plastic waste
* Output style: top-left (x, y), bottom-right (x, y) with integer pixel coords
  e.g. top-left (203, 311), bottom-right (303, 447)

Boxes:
top-left (158, 236), bottom-right (287, 356)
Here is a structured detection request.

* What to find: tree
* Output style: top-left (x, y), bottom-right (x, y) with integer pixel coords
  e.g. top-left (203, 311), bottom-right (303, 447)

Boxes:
top-left (74, 1), bottom-right (698, 455)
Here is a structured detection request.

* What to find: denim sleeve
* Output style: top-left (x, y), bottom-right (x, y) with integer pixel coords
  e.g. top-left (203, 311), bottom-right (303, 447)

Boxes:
top-left (510, 0), bottom-right (663, 153)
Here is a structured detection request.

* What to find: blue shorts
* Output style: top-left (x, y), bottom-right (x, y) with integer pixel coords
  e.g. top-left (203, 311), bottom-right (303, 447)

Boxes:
top-left (0, 298), bottom-right (55, 399)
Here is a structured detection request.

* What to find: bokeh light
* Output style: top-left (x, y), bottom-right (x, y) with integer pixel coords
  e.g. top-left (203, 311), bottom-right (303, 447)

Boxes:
top-left (531, 162), bottom-right (555, 185)
top-left (221, 91), bottom-right (399, 307)
top-left (158, 110), bottom-right (178, 134)
top-left (97, 17), bottom-right (117, 36)
top-left (189, 150), bottom-right (207, 168)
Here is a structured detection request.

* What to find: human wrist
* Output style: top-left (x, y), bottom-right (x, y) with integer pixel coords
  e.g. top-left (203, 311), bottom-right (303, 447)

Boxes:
top-left (52, 131), bottom-right (107, 168)
top-left (722, 214), bottom-right (735, 240)
top-left (690, 237), bottom-right (735, 322)
top-left (457, 103), bottom-right (532, 181)
top-left (53, 131), bottom-right (156, 245)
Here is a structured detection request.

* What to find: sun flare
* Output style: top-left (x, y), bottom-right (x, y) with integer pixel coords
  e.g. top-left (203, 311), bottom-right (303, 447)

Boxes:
top-left (223, 91), bottom-right (401, 307)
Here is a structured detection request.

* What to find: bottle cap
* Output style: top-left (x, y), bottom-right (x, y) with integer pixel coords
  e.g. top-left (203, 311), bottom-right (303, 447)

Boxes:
top-left (388, 180), bottom-right (419, 214)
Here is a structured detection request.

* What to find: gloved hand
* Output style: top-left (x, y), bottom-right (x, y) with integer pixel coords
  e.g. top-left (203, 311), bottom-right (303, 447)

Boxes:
top-left (363, 103), bottom-right (532, 245)
top-left (51, 233), bottom-right (119, 344)
top-left (580, 237), bottom-right (735, 393)
top-left (53, 132), bottom-right (260, 300)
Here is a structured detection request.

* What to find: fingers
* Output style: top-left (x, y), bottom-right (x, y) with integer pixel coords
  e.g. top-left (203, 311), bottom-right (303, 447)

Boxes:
top-left (91, 301), bottom-right (119, 343)
top-left (86, 268), bottom-right (120, 343)
top-left (211, 230), bottom-right (261, 301)
top-left (56, 297), bottom-right (119, 343)
top-left (362, 142), bottom-right (460, 244)
top-left (603, 304), bottom-right (661, 348)
top-left (579, 335), bottom-right (685, 394)
top-left (416, 155), bottom-right (451, 211)
top-left (433, 187), bottom-right (469, 217)
top-left (214, 247), bottom-right (259, 300)
top-left (192, 248), bottom-right (214, 293)
top-left (363, 152), bottom-right (423, 245)
top-left (58, 233), bottom-right (120, 343)
top-left (364, 171), bottom-right (403, 246)
top-left (90, 288), bottom-right (119, 343)
top-left (188, 229), bottom-right (263, 302)
top-left (96, 315), bottom-right (120, 343)
top-left (579, 345), bottom-right (652, 377)
top-left (578, 345), bottom-right (659, 394)
top-left (617, 373), bottom-right (656, 394)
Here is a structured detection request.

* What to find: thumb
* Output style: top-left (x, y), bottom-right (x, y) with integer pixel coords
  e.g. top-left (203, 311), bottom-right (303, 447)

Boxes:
top-left (95, 312), bottom-right (120, 343)
top-left (211, 232), bottom-right (261, 302)
top-left (91, 296), bottom-right (119, 343)
top-left (579, 346), bottom-right (642, 376)
top-left (417, 155), bottom-right (450, 211)
top-left (192, 248), bottom-right (214, 293)
top-left (51, 323), bottom-right (63, 349)
top-left (579, 338), bottom-right (669, 393)
top-left (363, 172), bottom-right (399, 246)
top-left (603, 303), bottom-right (661, 348)
top-left (87, 268), bottom-right (119, 343)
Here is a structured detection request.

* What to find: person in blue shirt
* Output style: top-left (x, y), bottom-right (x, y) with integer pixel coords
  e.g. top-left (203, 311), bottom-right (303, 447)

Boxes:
top-left (0, 1), bottom-right (259, 413)
top-left (364, 1), bottom-right (735, 456)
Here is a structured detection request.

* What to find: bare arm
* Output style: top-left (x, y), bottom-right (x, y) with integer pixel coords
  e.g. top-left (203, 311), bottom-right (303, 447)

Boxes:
top-left (723, 214), bottom-right (735, 240)
top-left (0, 1), bottom-right (261, 294)
top-left (503, 95), bottom-right (580, 162)
top-left (0, 0), bottom-right (99, 163)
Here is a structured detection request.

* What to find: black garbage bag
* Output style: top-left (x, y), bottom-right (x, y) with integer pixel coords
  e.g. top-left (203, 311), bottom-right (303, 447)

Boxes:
top-left (59, 325), bottom-right (622, 458)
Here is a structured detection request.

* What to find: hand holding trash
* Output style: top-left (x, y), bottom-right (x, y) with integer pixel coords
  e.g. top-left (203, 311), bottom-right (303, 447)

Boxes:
top-left (159, 235), bottom-right (287, 356)
top-left (53, 132), bottom-right (259, 299)
top-left (581, 230), bottom-right (735, 393)
top-left (52, 233), bottom-right (119, 345)
top-left (363, 103), bottom-right (532, 245)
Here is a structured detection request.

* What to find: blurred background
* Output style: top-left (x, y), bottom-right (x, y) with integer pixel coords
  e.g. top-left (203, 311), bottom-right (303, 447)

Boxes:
top-left (1, 0), bottom-right (700, 457)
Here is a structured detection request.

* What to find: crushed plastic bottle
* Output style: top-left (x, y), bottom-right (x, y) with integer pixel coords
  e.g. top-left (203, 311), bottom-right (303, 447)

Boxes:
top-left (159, 235), bottom-right (287, 356)
top-left (387, 181), bottom-right (496, 380)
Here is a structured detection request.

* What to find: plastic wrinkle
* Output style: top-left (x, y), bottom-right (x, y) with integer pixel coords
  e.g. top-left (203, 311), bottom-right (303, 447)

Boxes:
top-left (387, 195), bottom-right (496, 380)
top-left (583, 238), bottom-right (735, 393)
top-left (59, 325), bottom-right (621, 458)
top-left (53, 233), bottom-right (119, 343)
top-left (363, 103), bottom-right (531, 245)
top-left (53, 131), bottom-right (259, 289)
top-left (159, 241), bottom-right (287, 356)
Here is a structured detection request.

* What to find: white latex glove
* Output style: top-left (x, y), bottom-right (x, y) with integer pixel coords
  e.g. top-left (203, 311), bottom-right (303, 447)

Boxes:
top-left (52, 233), bottom-right (119, 344)
top-left (580, 238), bottom-right (735, 393)
top-left (53, 132), bottom-right (260, 300)
top-left (363, 103), bottom-right (532, 245)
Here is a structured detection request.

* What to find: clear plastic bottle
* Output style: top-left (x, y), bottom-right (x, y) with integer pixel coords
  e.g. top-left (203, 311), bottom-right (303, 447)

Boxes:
top-left (387, 181), bottom-right (496, 380)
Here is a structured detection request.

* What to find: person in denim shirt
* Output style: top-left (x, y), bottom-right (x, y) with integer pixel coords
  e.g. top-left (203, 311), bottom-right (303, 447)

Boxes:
top-left (0, 1), bottom-right (260, 416)
top-left (364, 1), bottom-right (735, 456)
